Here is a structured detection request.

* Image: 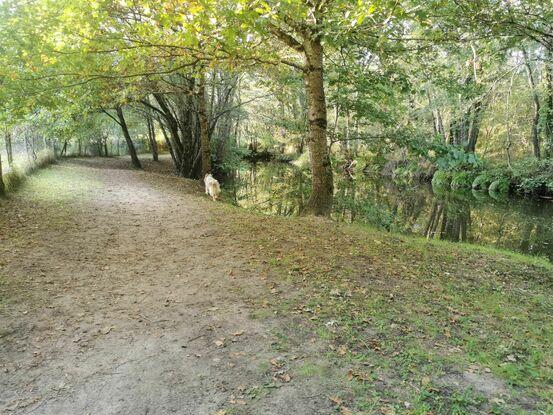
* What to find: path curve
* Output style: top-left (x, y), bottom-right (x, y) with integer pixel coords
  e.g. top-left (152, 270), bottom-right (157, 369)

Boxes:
top-left (0, 158), bottom-right (333, 415)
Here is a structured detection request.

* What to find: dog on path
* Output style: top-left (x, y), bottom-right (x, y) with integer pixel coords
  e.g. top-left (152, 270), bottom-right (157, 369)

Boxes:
top-left (204, 173), bottom-right (221, 201)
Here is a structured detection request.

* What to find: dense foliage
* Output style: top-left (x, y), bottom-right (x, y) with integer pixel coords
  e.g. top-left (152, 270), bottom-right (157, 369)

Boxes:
top-left (0, 0), bottom-right (552, 201)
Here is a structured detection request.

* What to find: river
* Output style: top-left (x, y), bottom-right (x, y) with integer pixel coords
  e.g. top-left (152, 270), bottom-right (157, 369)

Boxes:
top-left (224, 162), bottom-right (553, 262)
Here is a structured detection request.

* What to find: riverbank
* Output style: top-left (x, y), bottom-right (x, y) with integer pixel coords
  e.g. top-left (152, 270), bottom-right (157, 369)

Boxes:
top-left (227, 160), bottom-right (553, 261)
top-left (1, 158), bottom-right (551, 414)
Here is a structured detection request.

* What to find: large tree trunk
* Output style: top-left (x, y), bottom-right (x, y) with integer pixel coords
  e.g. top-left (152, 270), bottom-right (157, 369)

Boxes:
top-left (198, 72), bottom-right (212, 176)
top-left (303, 36), bottom-right (333, 216)
top-left (115, 106), bottom-right (142, 169)
top-left (467, 99), bottom-right (483, 153)
top-left (151, 93), bottom-right (186, 170)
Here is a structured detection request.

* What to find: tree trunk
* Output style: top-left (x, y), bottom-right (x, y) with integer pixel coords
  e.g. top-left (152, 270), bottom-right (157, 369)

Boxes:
top-left (61, 140), bottom-right (68, 156)
top-left (467, 99), bottom-right (483, 153)
top-left (0, 150), bottom-right (6, 197)
top-left (198, 72), bottom-right (212, 176)
top-left (115, 106), bottom-right (142, 169)
top-left (544, 48), bottom-right (553, 157)
top-left (5, 129), bottom-right (13, 167)
top-left (152, 94), bottom-right (184, 167)
top-left (157, 116), bottom-right (177, 168)
top-left (303, 36), bottom-right (333, 216)
top-left (146, 114), bottom-right (158, 161)
top-left (523, 48), bottom-right (541, 159)
top-left (103, 135), bottom-right (109, 157)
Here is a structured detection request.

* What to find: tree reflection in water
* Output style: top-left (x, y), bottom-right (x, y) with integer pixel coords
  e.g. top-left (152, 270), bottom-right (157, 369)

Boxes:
top-left (225, 162), bottom-right (553, 261)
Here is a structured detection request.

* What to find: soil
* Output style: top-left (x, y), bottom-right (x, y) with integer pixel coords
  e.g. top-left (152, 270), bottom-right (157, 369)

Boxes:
top-left (0, 158), bottom-right (337, 415)
top-left (1, 156), bottom-right (551, 415)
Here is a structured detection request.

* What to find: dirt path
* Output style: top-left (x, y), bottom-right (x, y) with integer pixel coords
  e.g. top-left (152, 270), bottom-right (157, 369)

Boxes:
top-left (0, 159), bottom-right (334, 415)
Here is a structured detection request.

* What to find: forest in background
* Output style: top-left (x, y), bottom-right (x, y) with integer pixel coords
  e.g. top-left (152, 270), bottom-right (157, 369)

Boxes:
top-left (0, 0), bottom-right (552, 214)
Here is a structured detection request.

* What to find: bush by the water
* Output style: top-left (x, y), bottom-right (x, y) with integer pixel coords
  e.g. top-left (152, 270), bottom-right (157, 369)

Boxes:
top-left (432, 158), bottom-right (553, 197)
top-left (488, 177), bottom-right (510, 195)
top-left (472, 170), bottom-right (504, 190)
top-left (431, 170), bottom-right (452, 191)
top-left (510, 158), bottom-right (553, 195)
top-left (450, 171), bottom-right (477, 190)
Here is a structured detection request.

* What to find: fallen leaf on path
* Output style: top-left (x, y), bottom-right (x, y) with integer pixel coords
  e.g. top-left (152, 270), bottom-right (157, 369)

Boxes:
top-left (273, 372), bottom-right (291, 382)
top-left (101, 326), bottom-right (113, 335)
top-left (337, 345), bottom-right (347, 356)
top-left (329, 396), bottom-right (343, 405)
top-left (214, 339), bottom-right (226, 348)
top-left (229, 395), bottom-right (246, 405)
top-left (380, 406), bottom-right (396, 415)
top-left (347, 369), bottom-right (371, 382)
top-left (270, 358), bottom-right (284, 368)
top-left (233, 330), bottom-right (245, 336)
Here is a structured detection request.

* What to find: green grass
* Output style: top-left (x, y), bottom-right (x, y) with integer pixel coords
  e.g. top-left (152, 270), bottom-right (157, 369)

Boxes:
top-left (219, 203), bottom-right (553, 414)
top-left (1, 151), bottom-right (57, 195)
top-left (4, 161), bottom-right (551, 414)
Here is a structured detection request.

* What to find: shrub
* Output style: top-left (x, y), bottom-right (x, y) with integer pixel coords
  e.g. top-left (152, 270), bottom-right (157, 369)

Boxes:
top-left (472, 169), bottom-right (508, 190)
top-left (355, 199), bottom-right (396, 231)
top-left (2, 151), bottom-right (56, 194)
top-left (392, 166), bottom-right (412, 184)
top-left (4, 167), bottom-right (26, 192)
top-left (509, 158), bottom-right (553, 195)
top-left (434, 145), bottom-right (481, 171)
top-left (488, 178), bottom-right (510, 195)
top-left (472, 174), bottom-right (489, 190)
top-left (431, 170), bottom-right (452, 191)
top-left (451, 171), bottom-right (477, 190)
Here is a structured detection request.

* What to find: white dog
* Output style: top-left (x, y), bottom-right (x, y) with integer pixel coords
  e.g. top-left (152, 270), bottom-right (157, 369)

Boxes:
top-left (204, 173), bottom-right (221, 201)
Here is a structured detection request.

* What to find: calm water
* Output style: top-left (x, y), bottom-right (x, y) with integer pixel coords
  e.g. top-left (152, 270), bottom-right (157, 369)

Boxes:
top-left (224, 162), bottom-right (553, 261)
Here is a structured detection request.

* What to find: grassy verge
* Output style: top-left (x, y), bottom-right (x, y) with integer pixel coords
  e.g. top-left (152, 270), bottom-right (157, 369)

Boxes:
top-left (1, 151), bottom-right (57, 196)
top-left (219, 203), bottom-right (552, 414)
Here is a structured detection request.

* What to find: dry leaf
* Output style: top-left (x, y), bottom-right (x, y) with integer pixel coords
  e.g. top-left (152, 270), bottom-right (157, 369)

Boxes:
top-left (270, 358), bottom-right (284, 368)
top-left (214, 339), bottom-right (226, 348)
top-left (233, 330), bottom-right (245, 337)
top-left (329, 396), bottom-right (343, 405)
top-left (380, 406), bottom-right (396, 415)
top-left (280, 373), bottom-right (291, 382)
top-left (337, 345), bottom-right (347, 356)
top-left (229, 395), bottom-right (246, 405)
top-left (347, 369), bottom-right (370, 382)
top-left (274, 372), bottom-right (291, 382)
